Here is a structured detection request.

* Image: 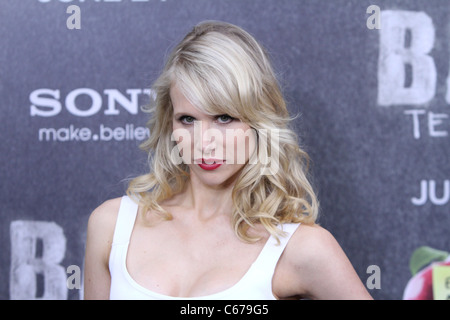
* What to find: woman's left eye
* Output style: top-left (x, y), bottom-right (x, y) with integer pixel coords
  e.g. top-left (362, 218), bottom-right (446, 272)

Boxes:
top-left (217, 115), bottom-right (234, 123)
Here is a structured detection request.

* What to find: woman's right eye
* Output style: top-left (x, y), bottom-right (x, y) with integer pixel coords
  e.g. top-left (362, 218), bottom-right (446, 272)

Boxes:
top-left (178, 115), bottom-right (195, 124)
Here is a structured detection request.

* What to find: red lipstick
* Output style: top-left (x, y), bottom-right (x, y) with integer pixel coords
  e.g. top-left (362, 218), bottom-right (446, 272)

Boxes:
top-left (197, 158), bottom-right (225, 171)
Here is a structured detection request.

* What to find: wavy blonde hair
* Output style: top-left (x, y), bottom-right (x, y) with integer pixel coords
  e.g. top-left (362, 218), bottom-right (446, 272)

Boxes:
top-left (127, 21), bottom-right (319, 243)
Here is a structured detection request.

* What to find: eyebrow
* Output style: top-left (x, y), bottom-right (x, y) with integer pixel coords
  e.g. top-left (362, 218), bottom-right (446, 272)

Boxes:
top-left (173, 112), bottom-right (220, 119)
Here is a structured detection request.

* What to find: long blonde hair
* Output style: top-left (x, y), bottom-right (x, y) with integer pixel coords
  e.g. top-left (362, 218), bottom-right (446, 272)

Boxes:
top-left (127, 21), bottom-right (319, 243)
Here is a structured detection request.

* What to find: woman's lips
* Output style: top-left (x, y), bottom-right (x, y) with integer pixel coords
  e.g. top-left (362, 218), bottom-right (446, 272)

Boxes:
top-left (196, 158), bottom-right (225, 170)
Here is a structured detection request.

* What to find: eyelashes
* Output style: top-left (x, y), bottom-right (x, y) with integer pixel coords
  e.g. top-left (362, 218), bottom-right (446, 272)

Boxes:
top-left (177, 114), bottom-right (236, 125)
top-left (177, 115), bottom-right (195, 124)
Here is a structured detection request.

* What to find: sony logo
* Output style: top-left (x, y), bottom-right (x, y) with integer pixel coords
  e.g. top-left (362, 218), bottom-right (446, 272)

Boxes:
top-left (29, 88), bottom-right (153, 117)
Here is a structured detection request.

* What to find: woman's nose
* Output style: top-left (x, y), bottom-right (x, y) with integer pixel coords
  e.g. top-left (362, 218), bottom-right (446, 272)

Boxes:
top-left (193, 120), bottom-right (219, 154)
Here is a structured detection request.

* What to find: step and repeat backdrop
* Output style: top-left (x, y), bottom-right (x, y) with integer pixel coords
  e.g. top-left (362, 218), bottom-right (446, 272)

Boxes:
top-left (1, 0), bottom-right (449, 300)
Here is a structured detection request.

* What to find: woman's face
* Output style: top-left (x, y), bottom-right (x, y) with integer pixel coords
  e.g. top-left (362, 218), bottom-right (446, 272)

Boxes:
top-left (170, 84), bottom-right (257, 188)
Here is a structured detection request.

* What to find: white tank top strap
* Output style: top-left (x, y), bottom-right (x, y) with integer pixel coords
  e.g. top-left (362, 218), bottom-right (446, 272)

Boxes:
top-left (252, 223), bottom-right (300, 273)
top-left (111, 195), bottom-right (138, 245)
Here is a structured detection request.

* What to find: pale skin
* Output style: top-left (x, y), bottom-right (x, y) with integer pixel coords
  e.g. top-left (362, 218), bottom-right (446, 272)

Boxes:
top-left (83, 85), bottom-right (373, 300)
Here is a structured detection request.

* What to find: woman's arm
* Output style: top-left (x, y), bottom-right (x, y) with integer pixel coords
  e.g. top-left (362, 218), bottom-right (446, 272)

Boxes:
top-left (83, 198), bottom-right (120, 300)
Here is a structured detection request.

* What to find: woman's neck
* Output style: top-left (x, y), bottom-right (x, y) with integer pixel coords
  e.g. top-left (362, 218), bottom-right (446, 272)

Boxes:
top-left (176, 176), bottom-right (235, 221)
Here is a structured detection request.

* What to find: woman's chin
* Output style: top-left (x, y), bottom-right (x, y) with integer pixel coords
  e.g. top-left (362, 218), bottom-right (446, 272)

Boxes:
top-left (189, 164), bottom-right (243, 188)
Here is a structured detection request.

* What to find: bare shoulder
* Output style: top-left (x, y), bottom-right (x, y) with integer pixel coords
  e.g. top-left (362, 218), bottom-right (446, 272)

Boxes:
top-left (86, 197), bottom-right (123, 251)
top-left (283, 224), bottom-right (342, 271)
top-left (290, 224), bottom-right (339, 255)
top-left (88, 197), bottom-right (122, 231)
top-left (280, 223), bottom-right (373, 299)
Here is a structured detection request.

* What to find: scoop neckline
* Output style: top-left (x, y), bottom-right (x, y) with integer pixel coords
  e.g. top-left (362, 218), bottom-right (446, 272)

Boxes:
top-left (121, 233), bottom-right (277, 299)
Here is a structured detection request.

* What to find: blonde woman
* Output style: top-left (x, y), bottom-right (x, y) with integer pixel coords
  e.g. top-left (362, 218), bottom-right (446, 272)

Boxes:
top-left (84, 21), bottom-right (372, 300)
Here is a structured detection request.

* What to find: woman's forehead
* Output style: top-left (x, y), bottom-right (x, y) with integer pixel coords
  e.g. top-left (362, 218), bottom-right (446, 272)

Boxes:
top-left (170, 82), bottom-right (232, 118)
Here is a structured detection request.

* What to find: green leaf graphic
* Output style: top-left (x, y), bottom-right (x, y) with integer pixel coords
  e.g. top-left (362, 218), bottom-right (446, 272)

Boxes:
top-left (410, 246), bottom-right (449, 276)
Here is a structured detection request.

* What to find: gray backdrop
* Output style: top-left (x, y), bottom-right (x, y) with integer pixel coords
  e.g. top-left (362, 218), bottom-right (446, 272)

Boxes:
top-left (1, 0), bottom-right (449, 300)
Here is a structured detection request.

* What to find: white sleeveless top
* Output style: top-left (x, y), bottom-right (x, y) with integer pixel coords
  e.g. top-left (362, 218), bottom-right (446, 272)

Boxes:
top-left (109, 196), bottom-right (300, 300)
